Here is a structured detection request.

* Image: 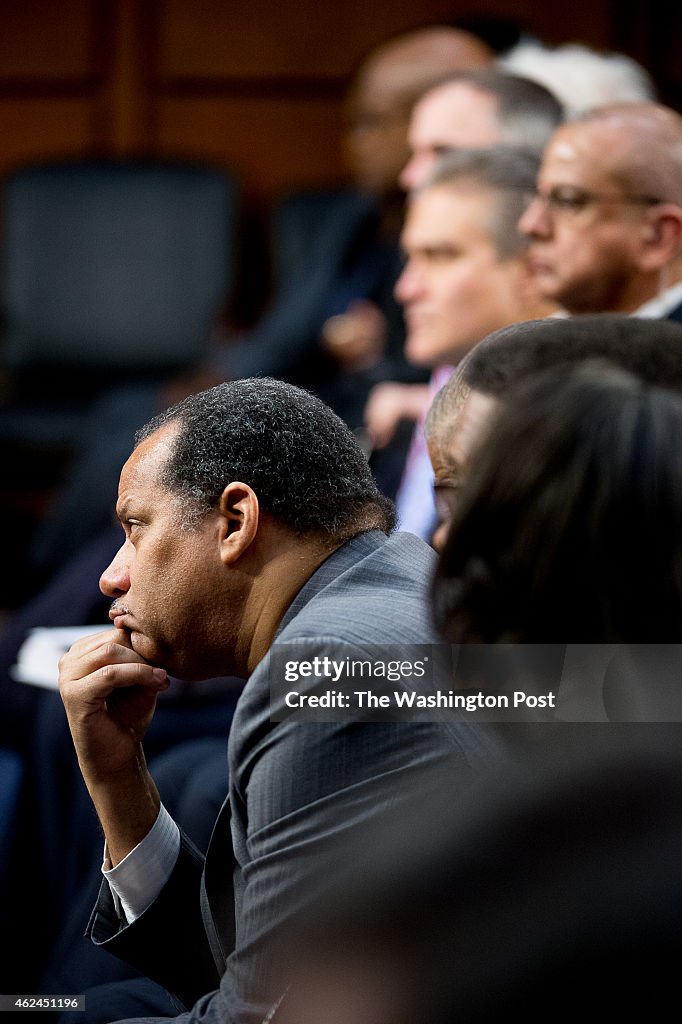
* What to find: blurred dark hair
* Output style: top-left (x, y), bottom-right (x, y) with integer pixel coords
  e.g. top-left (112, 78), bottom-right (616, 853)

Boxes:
top-left (427, 315), bottom-right (682, 444)
top-left (432, 361), bottom-right (682, 642)
top-left (462, 314), bottom-right (682, 395)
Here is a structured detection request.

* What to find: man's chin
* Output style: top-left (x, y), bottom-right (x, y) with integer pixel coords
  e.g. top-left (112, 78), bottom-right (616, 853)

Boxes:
top-left (405, 336), bottom-right (441, 368)
top-left (128, 630), bottom-right (165, 669)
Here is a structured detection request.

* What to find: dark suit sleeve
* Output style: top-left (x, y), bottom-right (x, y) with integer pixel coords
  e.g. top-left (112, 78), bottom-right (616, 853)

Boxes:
top-left (200, 647), bottom-right (479, 1024)
top-left (86, 831), bottom-right (221, 1010)
top-left (86, 627), bottom-right (496, 1024)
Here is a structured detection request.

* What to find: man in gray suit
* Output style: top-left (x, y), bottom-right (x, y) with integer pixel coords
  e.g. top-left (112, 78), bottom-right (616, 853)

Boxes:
top-left (58, 378), bottom-right (499, 1024)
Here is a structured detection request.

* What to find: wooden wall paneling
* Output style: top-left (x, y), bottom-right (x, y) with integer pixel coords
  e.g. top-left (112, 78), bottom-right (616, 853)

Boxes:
top-left (157, 0), bottom-right (616, 83)
top-left (0, 0), bottom-right (103, 173)
top-left (156, 95), bottom-right (347, 200)
top-left (451, 0), bottom-right (612, 49)
top-left (0, 0), bottom-right (98, 80)
top-left (0, 0), bottom-right (674, 201)
top-left (0, 98), bottom-right (95, 174)
top-left (157, 0), bottom-right (458, 81)
top-left (90, 0), bottom-right (159, 155)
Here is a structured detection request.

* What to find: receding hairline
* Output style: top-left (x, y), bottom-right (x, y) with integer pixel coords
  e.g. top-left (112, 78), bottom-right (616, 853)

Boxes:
top-left (413, 69), bottom-right (563, 140)
top-left (131, 379), bottom-right (396, 538)
top-left (415, 75), bottom-right (499, 114)
top-left (134, 411), bottom-right (182, 451)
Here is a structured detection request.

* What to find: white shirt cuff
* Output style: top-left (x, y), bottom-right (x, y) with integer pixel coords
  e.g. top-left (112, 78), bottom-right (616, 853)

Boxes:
top-left (103, 803), bottom-right (180, 924)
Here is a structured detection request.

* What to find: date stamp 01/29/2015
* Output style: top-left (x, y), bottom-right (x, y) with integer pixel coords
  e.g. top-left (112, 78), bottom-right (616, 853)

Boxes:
top-left (0, 996), bottom-right (84, 1012)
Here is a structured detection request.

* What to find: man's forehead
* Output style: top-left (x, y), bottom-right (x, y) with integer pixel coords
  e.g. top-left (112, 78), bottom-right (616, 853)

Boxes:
top-left (416, 82), bottom-right (499, 141)
top-left (542, 122), bottom-right (632, 184)
top-left (425, 80), bottom-right (495, 116)
top-left (119, 423), bottom-right (179, 496)
top-left (402, 184), bottom-right (492, 245)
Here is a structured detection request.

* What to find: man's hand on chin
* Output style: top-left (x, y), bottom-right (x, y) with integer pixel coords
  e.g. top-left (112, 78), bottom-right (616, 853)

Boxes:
top-left (59, 627), bottom-right (170, 865)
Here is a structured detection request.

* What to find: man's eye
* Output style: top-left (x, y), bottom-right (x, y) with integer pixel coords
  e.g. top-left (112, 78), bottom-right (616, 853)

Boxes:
top-left (550, 190), bottom-right (589, 211)
top-left (425, 248), bottom-right (458, 262)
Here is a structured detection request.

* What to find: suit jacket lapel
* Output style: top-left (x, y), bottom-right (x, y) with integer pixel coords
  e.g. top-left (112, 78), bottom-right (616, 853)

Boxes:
top-left (201, 796), bottom-right (236, 972)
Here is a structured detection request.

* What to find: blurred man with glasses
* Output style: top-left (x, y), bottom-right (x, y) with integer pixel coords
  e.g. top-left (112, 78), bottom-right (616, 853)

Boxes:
top-left (519, 102), bottom-right (682, 319)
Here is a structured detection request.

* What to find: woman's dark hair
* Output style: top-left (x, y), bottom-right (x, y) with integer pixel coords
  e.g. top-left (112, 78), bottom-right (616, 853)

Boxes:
top-left (432, 362), bottom-right (682, 642)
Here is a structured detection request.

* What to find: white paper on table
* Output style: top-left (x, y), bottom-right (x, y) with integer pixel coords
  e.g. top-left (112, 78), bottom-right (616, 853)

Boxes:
top-left (10, 625), bottom-right (113, 690)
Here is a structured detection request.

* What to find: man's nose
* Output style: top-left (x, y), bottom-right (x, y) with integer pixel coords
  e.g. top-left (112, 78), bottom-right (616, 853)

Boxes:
top-left (394, 260), bottom-right (420, 304)
top-left (518, 195), bottom-right (551, 239)
top-left (99, 545), bottom-right (131, 598)
top-left (399, 155), bottom-right (422, 192)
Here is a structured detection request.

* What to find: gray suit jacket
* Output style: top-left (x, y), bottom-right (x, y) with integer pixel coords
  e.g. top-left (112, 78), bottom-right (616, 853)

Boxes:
top-left (88, 530), bottom-right (503, 1022)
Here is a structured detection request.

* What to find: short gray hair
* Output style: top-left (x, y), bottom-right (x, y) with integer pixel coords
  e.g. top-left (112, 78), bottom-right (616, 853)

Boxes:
top-left (422, 146), bottom-right (539, 259)
top-left (422, 70), bottom-right (564, 152)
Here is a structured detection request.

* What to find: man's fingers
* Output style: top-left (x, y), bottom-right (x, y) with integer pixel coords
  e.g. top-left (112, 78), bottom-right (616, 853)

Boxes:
top-left (60, 661), bottom-right (168, 705)
top-left (64, 627), bottom-right (129, 657)
top-left (59, 631), bottom-right (145, 680)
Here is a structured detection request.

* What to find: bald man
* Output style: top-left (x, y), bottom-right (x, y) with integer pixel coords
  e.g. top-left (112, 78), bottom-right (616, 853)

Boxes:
top-left (519, 102), bottom-right (682, 320)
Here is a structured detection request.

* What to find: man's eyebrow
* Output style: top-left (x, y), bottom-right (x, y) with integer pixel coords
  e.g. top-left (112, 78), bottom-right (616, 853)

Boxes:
top-left (115, 501), bottom-right (131, 521)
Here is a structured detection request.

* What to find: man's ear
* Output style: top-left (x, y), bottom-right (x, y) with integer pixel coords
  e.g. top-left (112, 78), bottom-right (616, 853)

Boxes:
top-left (637, 203), bottom-right (682, 272)
top-left (217, 482), bottom-right (259, 564)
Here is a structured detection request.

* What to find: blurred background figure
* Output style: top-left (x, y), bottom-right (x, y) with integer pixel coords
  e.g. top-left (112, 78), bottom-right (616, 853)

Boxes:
top-left (343, 28), bottom-right (494, 196)
top-left (377, 147), bottom-right (556, 540)
top-left (400, 68), bottom-right (563, 191)
top-left (268, 347), bottom-right (682, 1018)
top-left (23, 25), bottom-right (493, 588)
top-left (223, 25), bottom-right (493, 401)
top-left (366, 74), bottom-right (681, 548)
top-left (519, 102), bottom-right (682, 318)
top-left (502, 40), bottom-right (656, 116)
top-left (425, 315), bottom-right (682, 548)
top-left (433, 361), bottom-right (682, 642)
top-left (363, 70), bottom-right (563, 538)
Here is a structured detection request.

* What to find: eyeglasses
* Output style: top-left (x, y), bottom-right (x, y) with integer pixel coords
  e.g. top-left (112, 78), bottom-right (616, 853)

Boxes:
top-left (526, 186), bottom-right (662, 216)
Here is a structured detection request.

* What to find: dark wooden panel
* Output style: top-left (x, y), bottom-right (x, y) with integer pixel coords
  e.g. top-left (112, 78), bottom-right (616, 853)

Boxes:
top-left (0, 0), bottom-right (98, 82)
top-left (158, 0), bottom-right (615, 83)
top-left (158, 0), bottom-right (450, 80)
top-left (156, 95), bottom-right (347, 198)
top-left (0, 98), bottom-right (94, 173)
top-left (0, 0), bottom-right (674, 203)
